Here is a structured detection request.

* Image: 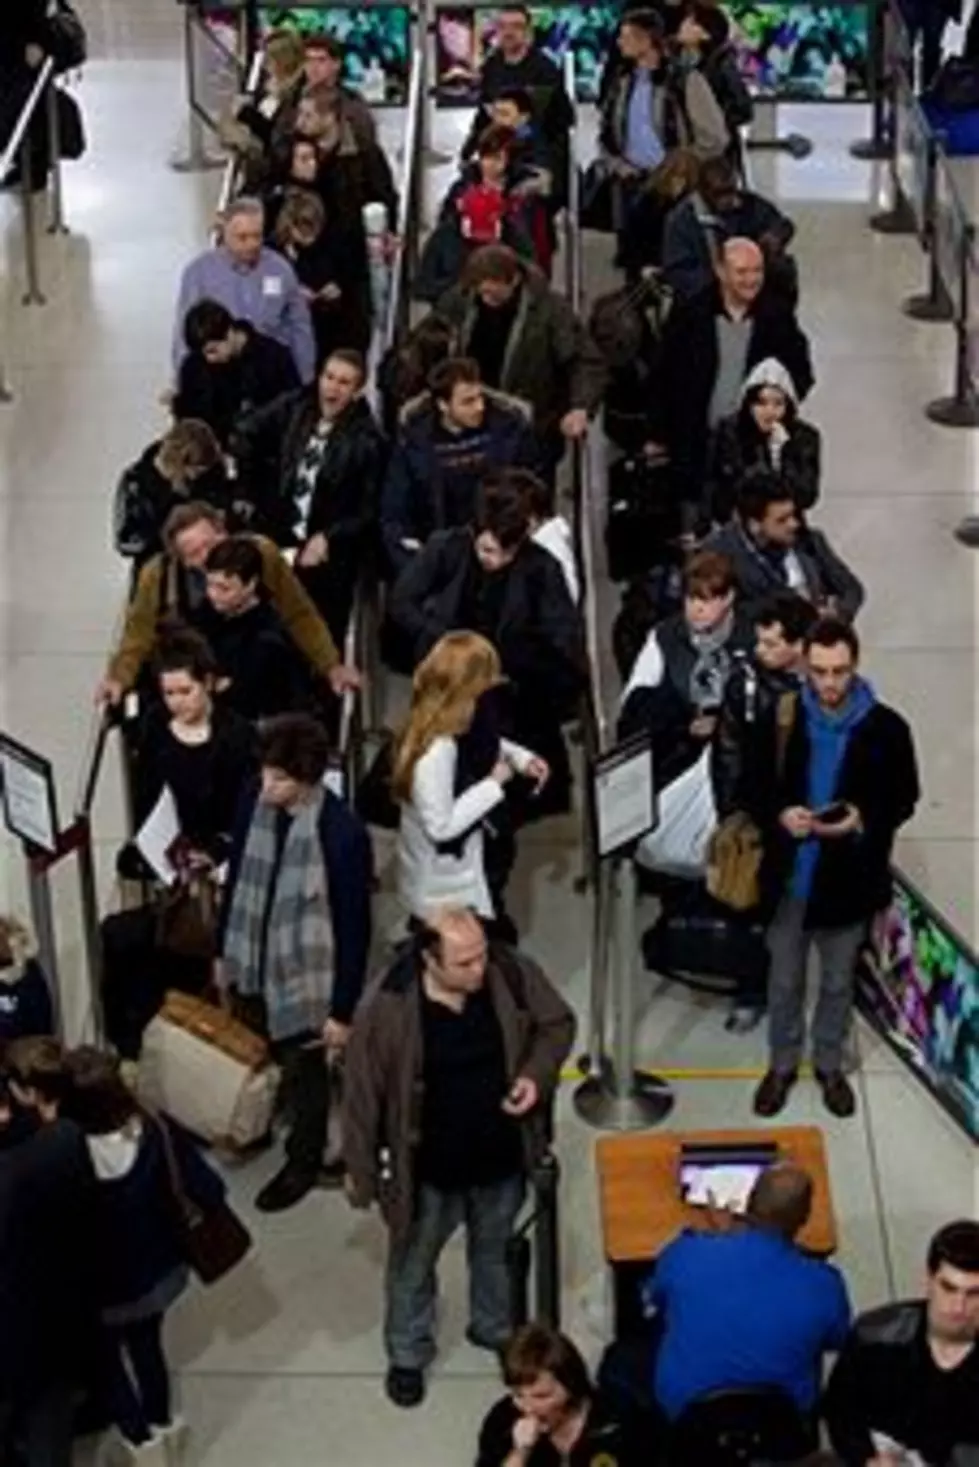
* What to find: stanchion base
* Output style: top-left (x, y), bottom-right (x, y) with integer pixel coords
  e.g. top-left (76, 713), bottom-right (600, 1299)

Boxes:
top-left (423, 147), bottom-right (452, 165)
top-left (927, 395), bottom-right (979, 428)
top-left (746, 133), bottom-right (813, 160)
top-left (170, 150), bottom-right (226, 174)
top-left (903, 291), bottom-right (953, 322)
top-left (869, 198), bottom-right (916, 235)
top-left (21, 291), bottom-right (46, 307)
top-left (850, 136), bottom-right (891, 161)
top-left (0, 385), bottom-right (12, 404)
top-left (953, 515), bottom-right (979, 546)
top-left (574, 1070), bottom-right (675, 1131)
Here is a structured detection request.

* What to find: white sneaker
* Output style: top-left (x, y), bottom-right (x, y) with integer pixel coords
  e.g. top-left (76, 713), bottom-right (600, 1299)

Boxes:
top-left (154, 1417), bottom-right (190, 1465)
top-left (99, 1429), bottom-right (169, 1467)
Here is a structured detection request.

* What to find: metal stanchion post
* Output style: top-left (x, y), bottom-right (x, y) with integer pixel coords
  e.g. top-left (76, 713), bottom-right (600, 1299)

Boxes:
top-left (46, 81), bottom-right (67, 235)
top-left (904, 135), bottom-right (952, 321)
top-left (171, 3), bottom-right (225, 173)
top-left (532, 1154), bottom-right (561, 1328)
top-left (930, 224), bottom-right (979, 430)
top-left (574, 859), bottom-right (674, 1130)
top-left (19, 137), bottom-right (46, 306)
top-left (26, 865), bottom-right (62, 1036)
top-left (75, 817), bottom-right (105, 1041)
top-left (852, 0), bottom-right (892, 160)
top-left (505, 1232), bottom-right (532, 1330)
top-left (745, 95), bottom-right (812, 160)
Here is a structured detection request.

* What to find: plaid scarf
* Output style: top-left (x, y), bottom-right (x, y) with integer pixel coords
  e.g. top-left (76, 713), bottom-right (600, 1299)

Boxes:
top-left (222, 790), bottom-right (334, 1041)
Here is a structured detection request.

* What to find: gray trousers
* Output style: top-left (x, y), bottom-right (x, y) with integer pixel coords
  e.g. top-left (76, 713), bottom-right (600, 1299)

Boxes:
top-left (767, 896), bottom-right (866, 1074)
top-left (384, 1174), bottom-right (525, 1370)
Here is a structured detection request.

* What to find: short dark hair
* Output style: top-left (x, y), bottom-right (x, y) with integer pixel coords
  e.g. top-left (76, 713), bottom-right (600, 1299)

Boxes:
top-left (498, 3), bottom-right (532, 20)
top-left (428, 356), bottom-right (482, 401)
top-left (475, 479), bottom-right (531, 549)
top-left (747, 1163), bottom-right (813, 1240)
top-left (503, 1325), bottom-right (592, 1406)
top-left (64, 1047), bottom-right (137, 1135)
top-left (492, 85), bottom-right (534, 116)
top-left (153, 627), bottom-right (219, 685)
top-left (205, 535), bottom-right (264, 585)
top-left (736, 467), bottom-right (796, 524)
top-left (305, 31), bottom-right (344, 60)
top-left (699, 155), bottom-right (739, 196)
top-left (184, 298), bottom-right (235, 352)
top-left (5, 1036), bottom-right (69, 1107)
top-left (806, 616), bottom-right (860, 662)
top-left (620, 7), bottom-right (665, 41)
top-left (163, 500), bottom-right (225, 549)
top-left (323, 347), bottom-right (366, 386)
top-left (476, 122), bottom-right (516, 157)
top-left (684, 548), bottom-right (736, 599)
top-left (258, 713), bottom-right (331, 785)
top-left (463, 243), bottom-right (523, 289)
top-left (927, 1220), bottom-right (979, 1276)
top-left (755, 592), bottom-right (818, 645)
top-left (485, 465), bottom-right (553, 520)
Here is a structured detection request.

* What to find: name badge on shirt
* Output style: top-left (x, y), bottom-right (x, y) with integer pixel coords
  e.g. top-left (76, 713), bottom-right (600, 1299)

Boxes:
top-left (262, 275), bottom-right (283, 298)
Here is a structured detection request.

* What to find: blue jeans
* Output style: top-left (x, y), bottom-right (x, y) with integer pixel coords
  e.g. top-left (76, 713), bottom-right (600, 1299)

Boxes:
top-left (384, 1175), bottom-right (525, 1370)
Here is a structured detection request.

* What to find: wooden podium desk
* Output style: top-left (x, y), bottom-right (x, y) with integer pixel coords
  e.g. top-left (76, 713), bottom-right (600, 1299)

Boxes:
top-left (595, 1126), bottom-right (838, 1334)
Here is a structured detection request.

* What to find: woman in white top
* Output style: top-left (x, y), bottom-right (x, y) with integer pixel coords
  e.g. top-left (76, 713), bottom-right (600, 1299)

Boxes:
top-left (392, 631), bottom-right (548, 930)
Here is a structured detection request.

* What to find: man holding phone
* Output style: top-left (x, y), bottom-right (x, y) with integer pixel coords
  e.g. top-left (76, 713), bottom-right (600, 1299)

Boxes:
top-left (753, 618), bottom-right (919, 1119)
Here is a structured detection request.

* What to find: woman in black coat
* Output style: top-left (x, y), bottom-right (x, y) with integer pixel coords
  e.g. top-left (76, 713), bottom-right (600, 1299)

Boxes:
top-left (113, 420), bottom-right (237, 577)
top-left (272, 184), bottom-right (372, 362)
top-left (708, 357), bottom-right (821, 524)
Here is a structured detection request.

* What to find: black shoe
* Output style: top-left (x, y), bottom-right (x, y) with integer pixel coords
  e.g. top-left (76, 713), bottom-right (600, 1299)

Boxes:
top-left (385, 1366), bottom-right (425, 1408)
top-left (816, 1069), bottom-right (857, 1118)
top-left (255, 1163), bottom-right (317, 1213)
top-left (318, 1157), bottom-right (346, 1188)
top-left (753, 1068), bottom-right (797, 1117)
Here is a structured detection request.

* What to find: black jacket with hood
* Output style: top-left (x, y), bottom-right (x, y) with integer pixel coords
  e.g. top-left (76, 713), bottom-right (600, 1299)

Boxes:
top-left (173, 323), bottom-right (300, 448)
top-left (708, 357), bottom-right (821, 523)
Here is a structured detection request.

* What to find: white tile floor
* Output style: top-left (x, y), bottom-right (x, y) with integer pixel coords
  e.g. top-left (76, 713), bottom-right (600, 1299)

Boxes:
top-left (1, 2), bottom-right (978, 1462)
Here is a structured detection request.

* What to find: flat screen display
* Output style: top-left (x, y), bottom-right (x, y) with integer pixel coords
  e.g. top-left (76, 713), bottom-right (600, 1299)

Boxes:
top-left (857, 873), bottom-right (979, 1142)
top-left (202, 4), bottom-right (412, 103)
top-left (434, 6), bottom-right (620, 105)
top-left (727, 2), bottom-right (870, 100)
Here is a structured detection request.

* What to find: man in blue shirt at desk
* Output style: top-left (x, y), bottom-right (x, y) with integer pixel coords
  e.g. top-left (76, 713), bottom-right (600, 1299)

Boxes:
top-left (648, 1163), bottom-right (851, 1423)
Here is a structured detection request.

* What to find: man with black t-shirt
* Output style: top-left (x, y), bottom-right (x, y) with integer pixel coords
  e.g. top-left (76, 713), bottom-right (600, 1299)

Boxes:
top-left (342, 908), bottom-right (575, 1409)
top-left (824, 1219), bottom-right (979, 1466)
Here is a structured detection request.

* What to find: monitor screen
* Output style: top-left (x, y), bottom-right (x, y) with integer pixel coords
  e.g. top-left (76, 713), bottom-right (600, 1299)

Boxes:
top-left (434, 6), bottom-right (620, 105)
top-left (202, 4), bottom-right (412, 103)
top-left (857, 874), bottom-right (979, 1142)
top-left (727, 2), bottom-right (870, 100)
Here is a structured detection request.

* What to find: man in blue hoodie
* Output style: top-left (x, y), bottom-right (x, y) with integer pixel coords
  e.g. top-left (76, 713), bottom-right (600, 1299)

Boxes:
top-left (754, 618), bottom-right (919, 1119)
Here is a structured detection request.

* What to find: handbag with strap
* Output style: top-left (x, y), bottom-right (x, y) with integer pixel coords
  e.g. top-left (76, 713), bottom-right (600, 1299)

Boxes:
top-left (706, 691), bottom-right (797, 912)
top-left (155, 876), bottom-right (218, 960)
top-left (155, 1115), bottom-right (251, 1285)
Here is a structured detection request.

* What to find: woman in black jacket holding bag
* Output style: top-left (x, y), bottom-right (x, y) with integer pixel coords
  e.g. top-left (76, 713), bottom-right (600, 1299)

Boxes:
top-left (707, 357), bottom-right (821, 525)
top-left (63, 1046), bottom-right (230, 1467)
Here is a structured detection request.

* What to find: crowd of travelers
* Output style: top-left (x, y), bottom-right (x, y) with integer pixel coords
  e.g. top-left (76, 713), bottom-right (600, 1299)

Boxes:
top-left (1, 3), bottom-right (973, 1467)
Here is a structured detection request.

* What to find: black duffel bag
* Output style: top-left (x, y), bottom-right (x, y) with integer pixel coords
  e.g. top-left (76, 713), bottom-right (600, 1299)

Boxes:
top-left (604, 455), bottom-right (682, 584)
top-left (926, 56), bottom-right (979, 112)
top-left (642, 886), bottom-right (769, 989)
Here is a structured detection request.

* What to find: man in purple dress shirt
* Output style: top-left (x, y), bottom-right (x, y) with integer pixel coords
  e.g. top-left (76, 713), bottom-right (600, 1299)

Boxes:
top-left (172, 197), bottom-right (316, 383)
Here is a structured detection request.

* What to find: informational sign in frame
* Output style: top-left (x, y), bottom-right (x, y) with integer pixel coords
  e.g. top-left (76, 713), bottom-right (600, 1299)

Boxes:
top-left (589, 733), bottom-right (657, 862)
top-left (0, 732), bottom-right (60, 855)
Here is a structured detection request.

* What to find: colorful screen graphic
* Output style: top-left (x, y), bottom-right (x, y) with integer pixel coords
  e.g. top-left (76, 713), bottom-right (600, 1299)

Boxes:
top-left (857, 874), bottom-right (979, 1141)
top-left (434, 6), bottom-right (620, 105)
top-left (727, 2), bottom-right (870, 100)
top-left (201, 4), bottom-right (412, 104)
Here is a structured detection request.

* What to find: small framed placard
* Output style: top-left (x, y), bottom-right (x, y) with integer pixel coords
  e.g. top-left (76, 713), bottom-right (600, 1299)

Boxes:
top-left (591, 733), bottom-right (657, 860)
top-left (0, 733), bottom-right (60, 855)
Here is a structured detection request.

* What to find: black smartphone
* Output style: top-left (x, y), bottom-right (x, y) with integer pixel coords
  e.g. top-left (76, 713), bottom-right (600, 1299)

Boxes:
top-left (814, 801), bottom-right (849, 824)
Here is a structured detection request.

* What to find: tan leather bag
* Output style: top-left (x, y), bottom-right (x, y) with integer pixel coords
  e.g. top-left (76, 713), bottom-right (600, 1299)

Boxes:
top-left (137, 992), bottom-right (279, 1149)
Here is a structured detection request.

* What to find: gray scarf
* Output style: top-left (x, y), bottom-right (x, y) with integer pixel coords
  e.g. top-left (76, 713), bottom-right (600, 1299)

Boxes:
top-left (222, 789), bottom-right (334, 1040)
top-left (688, 611), bottom-right (734, 711)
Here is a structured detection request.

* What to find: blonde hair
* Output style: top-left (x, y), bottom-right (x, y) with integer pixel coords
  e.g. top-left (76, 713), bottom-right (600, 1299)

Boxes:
top-left (157, 419), bottom-right (222, 485)
top-left (392, 632), bottom-right (504, 801)
top-left (274, 188), bottom-right (325, 250)
top-left (265, 28), bottom-right (306, 86)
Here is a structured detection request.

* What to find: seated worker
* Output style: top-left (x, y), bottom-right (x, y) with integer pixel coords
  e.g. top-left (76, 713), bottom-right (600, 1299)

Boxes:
top-left (707, 357), bottom-right (821, 525)
top-left (662, 156), bottom-right (796, 304)
top-left (431, 244), bottom-right (606, 479)
top-left (113, 419), bottom-right (237, 575)
top-left (619, 550), bottom-right (752, 875)
top-left (380, 356), bottom-right (539, 577)
top-left (172, 196), bottom-right (315, 384)
top-left (232, 349), bottom-right (386, 646)
top-left (95, 501), bottom-right (358, 710)
top-left (201, 536), bottom-right (314, 720)
top-left (711, 592), bottom-right (818, 1031)
top-left (218, 713), bottom-right (372, 1213)
top-left (649, 1164), bottom-right (851, 1428)
top-left (703, 469), bottom-right (864, 622)
top-left (386, 475), bottom-right (585, 816)
top-left (173, 299), bottom-right (300, 448)
top-left (129, 630), bottom-right (257, 870)
top-left (824, 1219), bottom-right (979, 1467)
top-left (599, 8), bottom-right (729, 274)
top-left (416, 125), bottom-right (541, 303)
top-left (476, 1324), bottom-right (644, 1467)
top-left (654, 238), bottom-right (814, 516)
